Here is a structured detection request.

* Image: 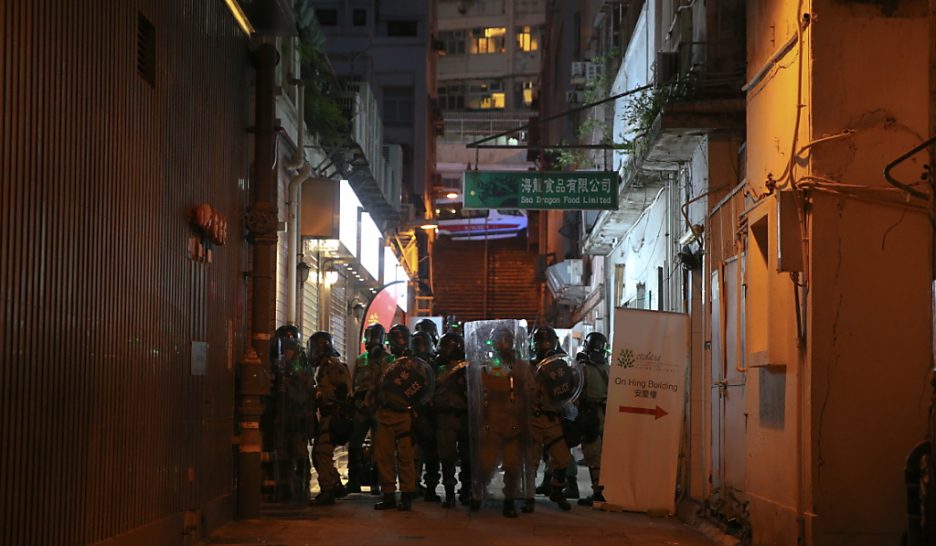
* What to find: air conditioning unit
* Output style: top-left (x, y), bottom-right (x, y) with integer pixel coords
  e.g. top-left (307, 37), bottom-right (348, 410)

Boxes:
top-left (565, 90), bottom-right (586, 104)
top-left (585, 62), bottom-right (603, 81)
top-left (545, 259), bottom-right (587, 305)
top-left (572, 62), bottom-right (603, 84)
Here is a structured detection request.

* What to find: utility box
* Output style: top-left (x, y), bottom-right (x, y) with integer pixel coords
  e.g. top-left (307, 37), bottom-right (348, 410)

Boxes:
top-left (776, 190), bottom-right (803, 273)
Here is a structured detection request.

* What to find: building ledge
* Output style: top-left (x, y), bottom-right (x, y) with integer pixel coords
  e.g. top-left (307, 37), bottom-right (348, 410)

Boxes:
top-left (582, 98), bottom-right (745, 255)
top-left (645, 98), bottom-right (746, 167)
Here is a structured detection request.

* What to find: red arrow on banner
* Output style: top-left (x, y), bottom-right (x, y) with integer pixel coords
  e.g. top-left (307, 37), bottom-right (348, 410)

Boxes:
top-left (619, 405), bottom-right (668, 420)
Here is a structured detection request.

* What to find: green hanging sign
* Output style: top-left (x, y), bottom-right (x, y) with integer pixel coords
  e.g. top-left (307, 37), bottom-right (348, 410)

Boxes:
top-left (463, 171), bottom-right (619, 210)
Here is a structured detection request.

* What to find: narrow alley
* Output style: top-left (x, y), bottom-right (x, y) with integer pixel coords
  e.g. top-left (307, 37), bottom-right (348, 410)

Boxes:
top-left (3, 1), bottom-right (936, 545)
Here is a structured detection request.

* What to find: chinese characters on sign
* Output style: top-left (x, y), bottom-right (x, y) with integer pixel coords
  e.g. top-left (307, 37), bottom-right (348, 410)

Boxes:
top-left (463, 171), bottom-right (619, 210)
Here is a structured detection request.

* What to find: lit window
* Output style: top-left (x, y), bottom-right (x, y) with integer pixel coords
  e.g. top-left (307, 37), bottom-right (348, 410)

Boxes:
top-left (470, 27), bottom-right (506, 54)
top-left (466, 80), bottom-right (505, 110)
top-left (516, 25), bottom-right (538, 52)
top-left (515, 80), bottom-right (536, 107)
top-left (480, 93), bottom-right (505, 109)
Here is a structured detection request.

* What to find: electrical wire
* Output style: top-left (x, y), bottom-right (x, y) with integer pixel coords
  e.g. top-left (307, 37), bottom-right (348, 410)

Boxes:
top-left (798, 183), bottom-right (931, 215)
top-left (775, 4), bottom-right (808, 192)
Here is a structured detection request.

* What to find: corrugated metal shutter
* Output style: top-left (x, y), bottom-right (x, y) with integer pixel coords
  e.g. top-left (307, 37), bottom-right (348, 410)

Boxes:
top-left (330, 276), bottom-right (347, 356)
top-left (301, 254), bottom-right (320, 334)
top-left (0, 1), bottom-right (250, 543)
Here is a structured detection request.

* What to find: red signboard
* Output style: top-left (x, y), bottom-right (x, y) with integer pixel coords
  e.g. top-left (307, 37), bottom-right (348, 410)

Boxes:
top-left (359, 283), bottom-right (406, 352)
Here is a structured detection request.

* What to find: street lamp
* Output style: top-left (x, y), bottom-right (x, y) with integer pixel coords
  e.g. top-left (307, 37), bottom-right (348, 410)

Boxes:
top-left (296, 260), bottom-right (312, 284)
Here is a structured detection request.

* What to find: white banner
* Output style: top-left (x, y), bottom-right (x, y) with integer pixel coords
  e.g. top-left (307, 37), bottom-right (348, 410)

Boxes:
top-left (600, 308), bottom-right (688, 514)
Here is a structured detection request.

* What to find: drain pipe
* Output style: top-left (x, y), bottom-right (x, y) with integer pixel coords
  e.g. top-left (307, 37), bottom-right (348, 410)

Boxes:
top-left (238, 42), bottom-right (279, 520)
top-left (285, 82), bottom-right (311, 325)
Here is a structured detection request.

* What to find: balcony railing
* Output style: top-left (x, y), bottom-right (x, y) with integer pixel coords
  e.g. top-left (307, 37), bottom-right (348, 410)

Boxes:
top-left (439, 111), bottom-right (534, 144)
top-left (338, 81), bottom-right (401, 212)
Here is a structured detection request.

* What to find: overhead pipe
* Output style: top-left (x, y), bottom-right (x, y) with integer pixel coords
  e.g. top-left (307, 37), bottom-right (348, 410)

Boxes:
top-left (285, 81), bottom-right (312, 325)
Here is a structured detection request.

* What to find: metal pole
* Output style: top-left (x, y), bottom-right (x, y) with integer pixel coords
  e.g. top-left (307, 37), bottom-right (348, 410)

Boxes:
top-left (483, 218), bottom-right (489, 319)
top-left (238, 42), bottom-right (279, 520)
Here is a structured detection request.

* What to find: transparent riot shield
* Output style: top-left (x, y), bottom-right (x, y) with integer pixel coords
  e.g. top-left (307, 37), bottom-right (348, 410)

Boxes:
top-left (377, 355), bottom-right (435, 411)
top-left (465, 320), bottom-right (534, 503)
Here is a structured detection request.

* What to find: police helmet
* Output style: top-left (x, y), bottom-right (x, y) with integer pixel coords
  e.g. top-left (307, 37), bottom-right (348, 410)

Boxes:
top-left (436, 332), bottom-right (465, 365)
top-left (531, 327), bottom-right (559, 359)
top-left (412, 330), bottom-right (435, 358)
top-left (308, 331), bottom-right (336, 360)
top-left (363, 323), bottom-right (387, 353)
top-left (271, 324), bottom-right (302, 362)
top-left (490, 326), bottom-right (516, 353)
top-left (414, 318), bottom-right (440, 344)
top-left (387, 323), bottom-right (412, 356)
top-left (583, 332), bottom-right (609, 364)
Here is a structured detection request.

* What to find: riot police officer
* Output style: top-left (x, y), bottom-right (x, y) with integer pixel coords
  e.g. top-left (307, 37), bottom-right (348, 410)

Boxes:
top-left (523, 327), bottom-right (576, 513)
top-left (433, 332), bottom-right (471, 508)
top-left (414, 318), bottom-right (440, 345)
top-left (348, 324), bottom-right (392, 494)
top-left (274, 333), bottom-right (316, 503)
top-left (412, 330), bottom-right (441, 502)
top-left (308, 332), bottom-right (352, 506)
top-left (374, 324), bottom-right (422, 511)
top-left (467, 323), bottom-right (533, 518)
top-left (530, 329), bottom-right (581, 500)
top-left (576, 332), bottom-right (610, 506)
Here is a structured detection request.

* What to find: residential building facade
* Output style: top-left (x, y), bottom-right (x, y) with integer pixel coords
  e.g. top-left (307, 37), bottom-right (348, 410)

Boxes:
top-left (543, 1), bottom-right (933, 544)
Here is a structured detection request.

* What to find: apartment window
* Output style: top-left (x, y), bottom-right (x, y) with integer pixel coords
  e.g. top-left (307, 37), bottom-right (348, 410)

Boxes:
top-left (514, 80), bottom-right (536, 107)
top-left (438, 30), bottom-right (465, 55)
top-left (470, 27), bottom-right (506, 54)
top-left (439, 84), bottom-right (465, 110)
top-left (466, 80), bottom-right (505, 110)
top-left (382, 86), bottom-right (414, 125)
top-left (316, 8), bottom-right (338, 26)
top-left (388, 20), bottom-right (418, 37)
top-left (516, 25), bottom-right (539, 52)
top-left (353, 8), bottom-right (367, 26)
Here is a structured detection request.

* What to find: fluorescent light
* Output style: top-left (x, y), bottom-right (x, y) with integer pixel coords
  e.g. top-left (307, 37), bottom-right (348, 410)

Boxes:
top-left (360, 212), bottom-right (382, 279)
top-left (445, 192), bottom-right (459, 199)
top-left (420, 224), bottom-right (438, 230)
top-left (223, 0), bottom-right (255, 36)
top-left (339, 180), bottom-right (361, 257)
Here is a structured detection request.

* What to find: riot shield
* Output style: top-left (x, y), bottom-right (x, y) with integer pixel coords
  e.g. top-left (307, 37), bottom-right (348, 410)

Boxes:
top-left (465, 320), bottom-right (534, 503)
top-left (377, 355), bottom-right (435, 411)
top-left (534, 353), bottom-right (584, 409)
top-left (535, 353), bottom-right (584, 450)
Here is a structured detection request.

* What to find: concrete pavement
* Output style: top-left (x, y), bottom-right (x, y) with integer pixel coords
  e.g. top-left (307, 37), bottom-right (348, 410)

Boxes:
top-left (203, 493), bottom-right (722, 546)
